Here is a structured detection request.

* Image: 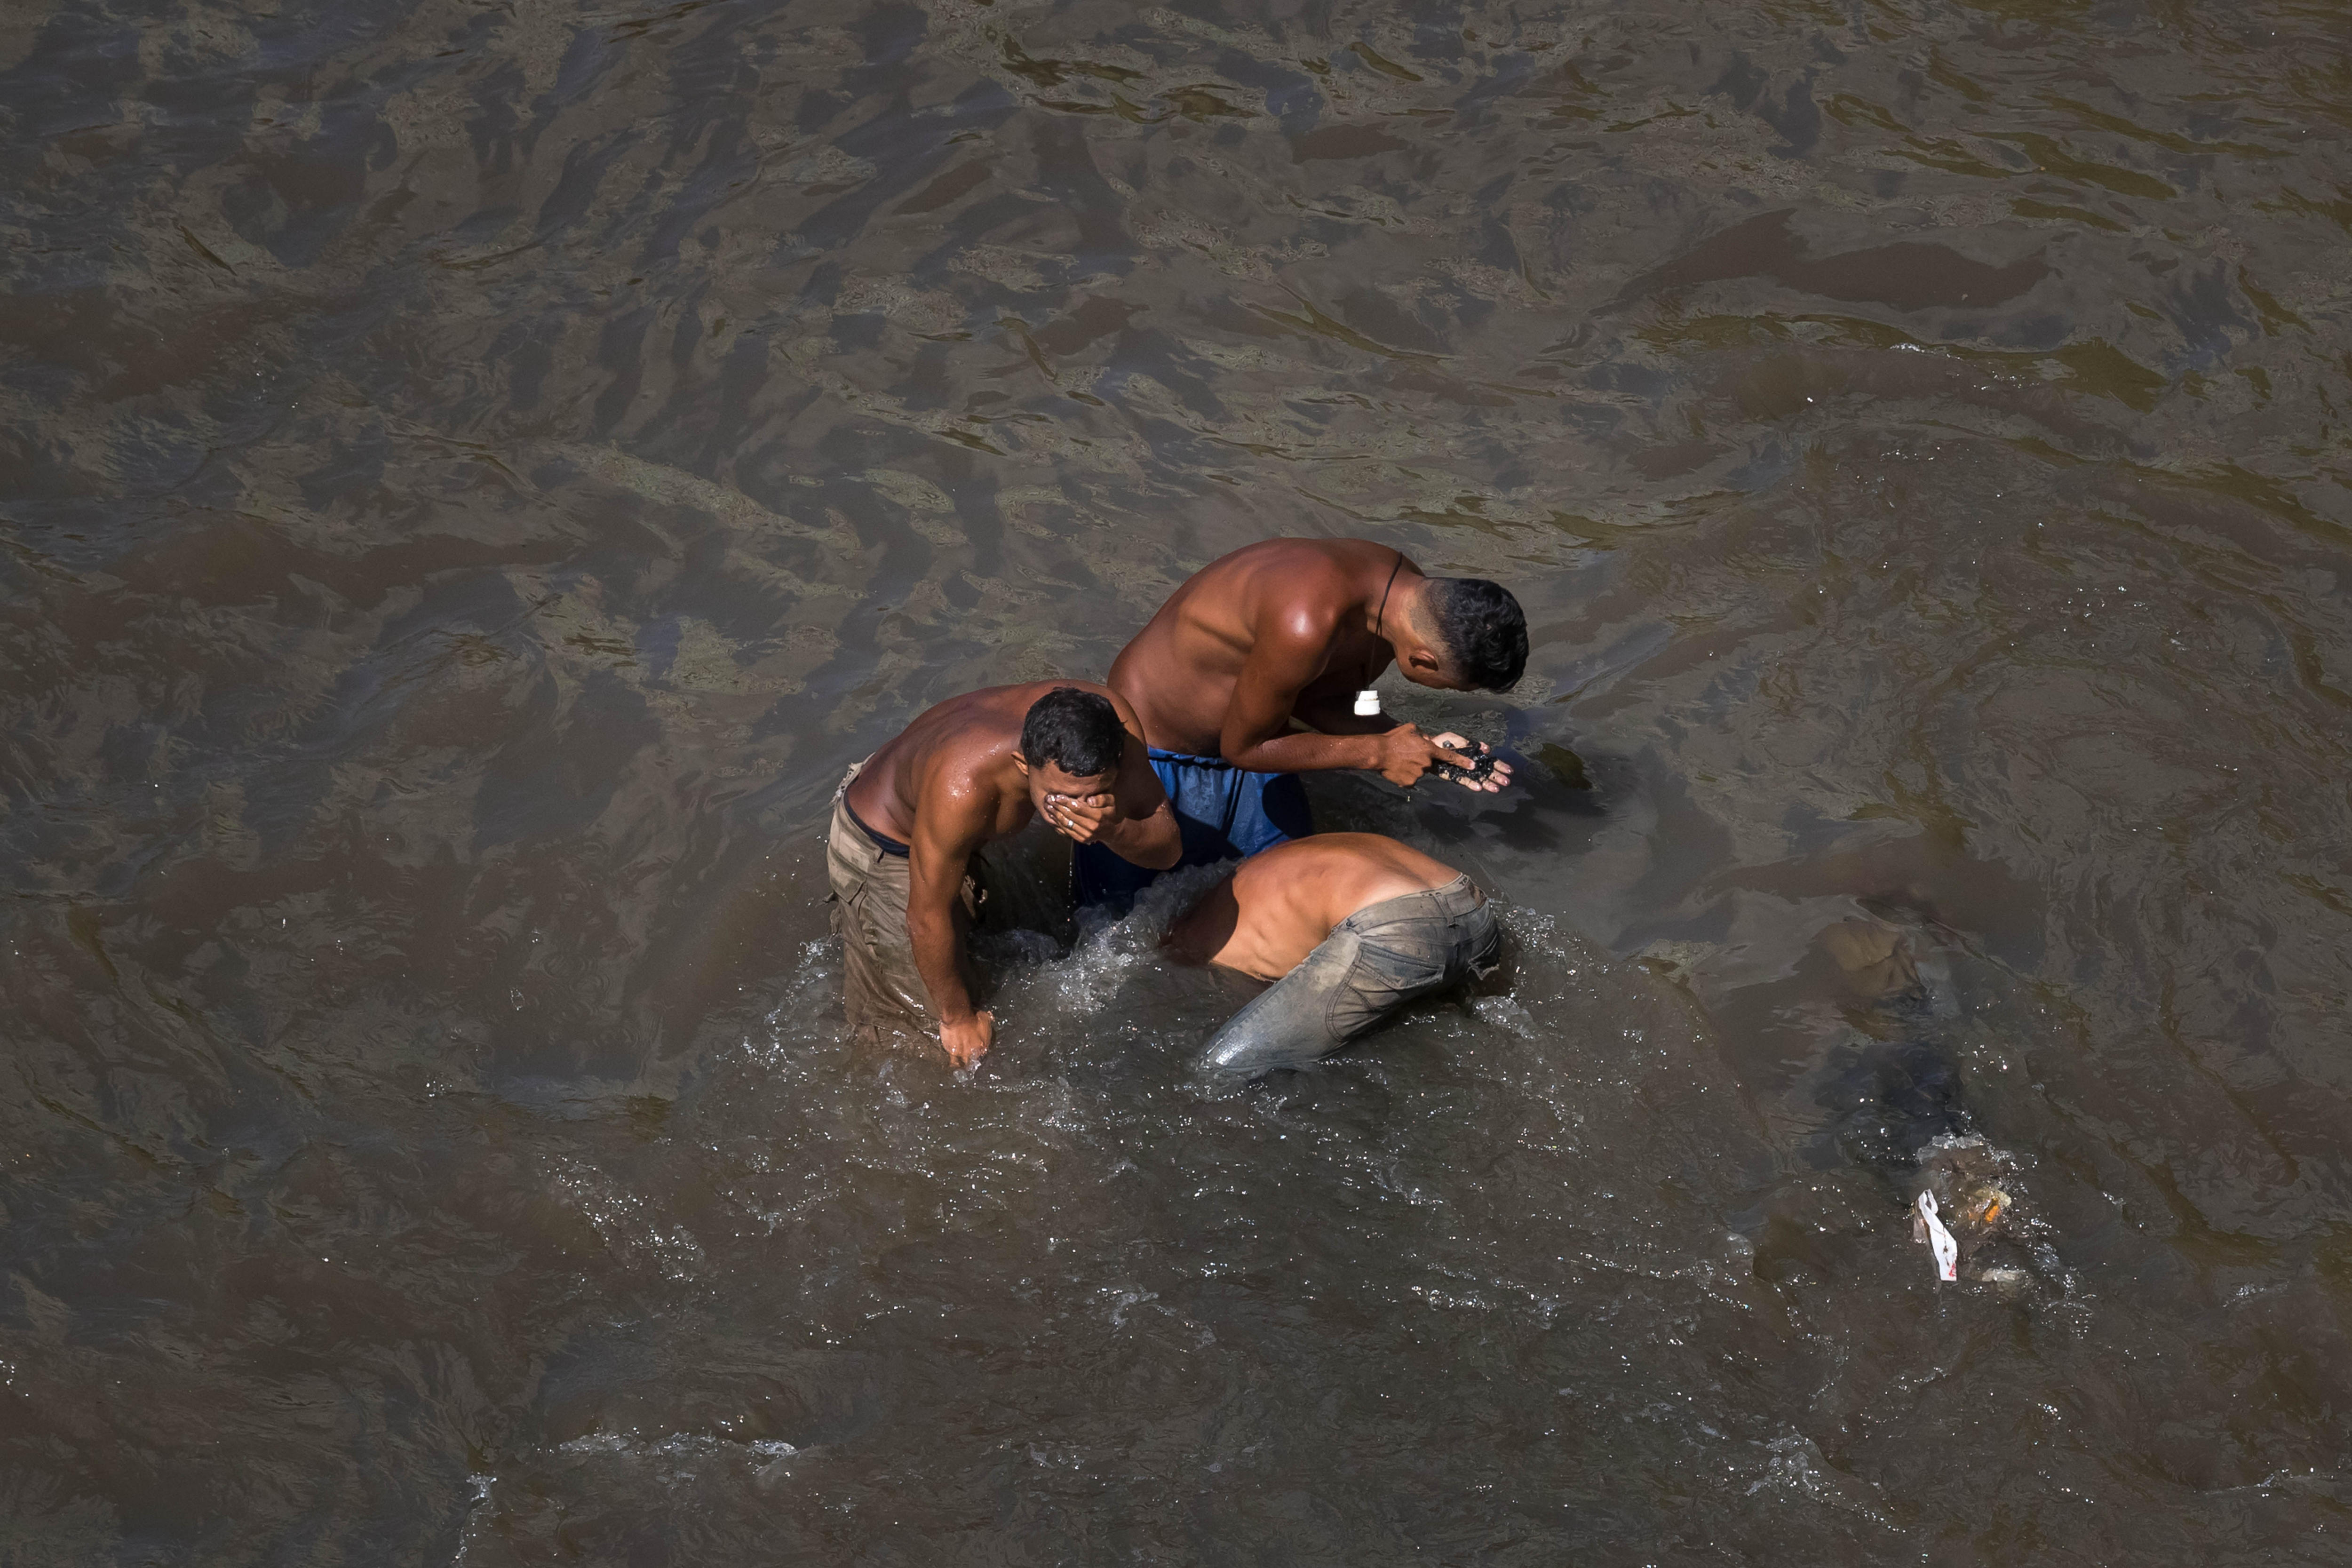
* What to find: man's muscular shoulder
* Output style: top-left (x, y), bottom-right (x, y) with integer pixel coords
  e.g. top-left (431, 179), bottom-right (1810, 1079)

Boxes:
top-left (1098, 683), bottom-right (1146, 733)
top-left (906, 687), bottom-right (1020, 797)
top-left (904, 741), bottom-right (1003, 856)
top-left (1241, 543), bottom-right (1361, 639)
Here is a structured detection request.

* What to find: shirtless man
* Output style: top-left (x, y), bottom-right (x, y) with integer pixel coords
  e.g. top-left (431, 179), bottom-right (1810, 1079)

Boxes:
top-left (1076, 538), bottom-right (1527, 907)
top-left (1164, 833), bottom-right (1502, 1077)
top-left (830, 683), bottom-right (1180, 1067)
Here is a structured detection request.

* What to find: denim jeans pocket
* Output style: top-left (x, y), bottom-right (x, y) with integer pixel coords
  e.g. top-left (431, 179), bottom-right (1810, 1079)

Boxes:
top-left (1326, 939), bottom-right (1449, 1041)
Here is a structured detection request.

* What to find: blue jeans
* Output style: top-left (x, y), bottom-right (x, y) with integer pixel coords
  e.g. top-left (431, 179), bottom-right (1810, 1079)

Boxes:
top-left (1072, 748), bottom-right (1313, 910)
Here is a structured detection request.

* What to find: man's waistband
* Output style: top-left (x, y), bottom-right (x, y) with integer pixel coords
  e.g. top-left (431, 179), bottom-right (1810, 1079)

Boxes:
top-left (1147, 746), bottom-right (1230, 768)
top-left (1342, 874), bottom-right (1487, 931)
top-left (1149, 746), bottom-right (1287, 776)
top-left (839, 792), bottom-right (910, 858)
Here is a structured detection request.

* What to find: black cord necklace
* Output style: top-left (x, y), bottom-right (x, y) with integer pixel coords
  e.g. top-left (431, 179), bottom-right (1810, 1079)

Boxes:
top-left (1372, 549), bottom-right (1404, 637)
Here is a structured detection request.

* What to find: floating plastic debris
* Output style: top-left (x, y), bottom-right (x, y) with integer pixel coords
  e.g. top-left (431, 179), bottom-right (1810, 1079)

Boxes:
top-left (1916, 1190), bottom-right (1959, 1282)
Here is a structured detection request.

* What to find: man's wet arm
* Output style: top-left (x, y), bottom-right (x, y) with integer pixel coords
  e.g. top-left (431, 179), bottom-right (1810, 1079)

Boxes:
top-left (1291, 688), bottom-right (1388, 736)
top-left (903, 807), bottom-right (988, 1020)
top-left (1221, 639), bottom-right (1383, 769)
top-left (904, 848), bottom-right (977, 1020)
top-left (1115, 734), bottom-right (1170, 819)
top-left (1223, 727), bottom-right (1387, 773)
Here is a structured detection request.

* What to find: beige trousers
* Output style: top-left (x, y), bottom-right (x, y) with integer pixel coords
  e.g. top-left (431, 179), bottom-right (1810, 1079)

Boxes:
top-left (826, 760), bottom-right (983, 1041)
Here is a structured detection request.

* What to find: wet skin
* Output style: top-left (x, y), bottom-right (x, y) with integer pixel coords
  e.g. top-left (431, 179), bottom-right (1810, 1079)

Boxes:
top-left (1106, 538), bottom-right (1513, 794)
top-left (847, 681), bottom-right (1179, 1065)
top-left (1164, 832), bottom-right (1473, 981)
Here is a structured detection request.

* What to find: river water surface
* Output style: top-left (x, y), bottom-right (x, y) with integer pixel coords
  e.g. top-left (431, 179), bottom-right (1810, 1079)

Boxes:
top-left (5, 0), bottom-right (2352, 1561)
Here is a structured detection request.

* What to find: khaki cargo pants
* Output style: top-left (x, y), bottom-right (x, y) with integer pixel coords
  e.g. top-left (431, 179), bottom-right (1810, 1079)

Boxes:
top-left (826, 760), bottom-right (984, 1043)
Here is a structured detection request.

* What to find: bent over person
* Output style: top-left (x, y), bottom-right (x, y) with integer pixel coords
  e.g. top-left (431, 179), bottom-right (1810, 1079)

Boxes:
top-left (830, 684), bottom-right (1180, 1067)
top-left (1079, 537), bottom-right (1527, 908)
top-left (1163, 833), bottom-right (1502, 1078)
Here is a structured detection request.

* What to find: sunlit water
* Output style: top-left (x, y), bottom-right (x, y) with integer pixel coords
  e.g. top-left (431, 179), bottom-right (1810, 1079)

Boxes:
top-left (4, 0), bottom-right (2351, 1560)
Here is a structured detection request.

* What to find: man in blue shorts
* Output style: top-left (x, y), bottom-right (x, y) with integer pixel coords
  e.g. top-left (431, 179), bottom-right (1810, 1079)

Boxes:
top-left (1076, 537), bottom-right (1526, 909)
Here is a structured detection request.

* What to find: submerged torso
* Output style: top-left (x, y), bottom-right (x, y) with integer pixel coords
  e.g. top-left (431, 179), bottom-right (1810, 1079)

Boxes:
top-left (1190, 833), bottom-right (1469, 981)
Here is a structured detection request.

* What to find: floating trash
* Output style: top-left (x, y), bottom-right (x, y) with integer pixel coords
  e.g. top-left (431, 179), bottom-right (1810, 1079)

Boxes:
top-left (1915, 1190), bottom-right (1959, 1281)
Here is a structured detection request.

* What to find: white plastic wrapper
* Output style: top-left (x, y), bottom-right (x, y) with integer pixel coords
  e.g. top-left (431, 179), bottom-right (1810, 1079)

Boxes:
top-left (1916, 1191), bottom-right (1959, 1282)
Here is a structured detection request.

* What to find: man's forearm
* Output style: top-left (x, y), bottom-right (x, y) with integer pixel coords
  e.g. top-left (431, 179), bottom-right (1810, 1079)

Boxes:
top-left (907, 907), bottom-right (976, 1023)
top-left (1095, 805), bottom-right (1182, 868)
top-left (1224, 728), bottom-right (1386, 774)
top-left (1290, 697), bottom-right (1391, 738)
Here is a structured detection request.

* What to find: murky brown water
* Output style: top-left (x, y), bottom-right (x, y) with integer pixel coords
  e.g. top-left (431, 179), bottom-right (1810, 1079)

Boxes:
top-left (6, 0), bottom-right (2352, 1559)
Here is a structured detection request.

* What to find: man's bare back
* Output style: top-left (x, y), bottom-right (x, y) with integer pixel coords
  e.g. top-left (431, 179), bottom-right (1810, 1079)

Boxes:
top-left (1164, 833), bottom-right (1467, 980)
top-left (846, 681), bottom-right (1133, 848)
top-left (1106, 537), bottom-right (1518, 791)
top-left (1164, 833), bottom-right (1503, 1077)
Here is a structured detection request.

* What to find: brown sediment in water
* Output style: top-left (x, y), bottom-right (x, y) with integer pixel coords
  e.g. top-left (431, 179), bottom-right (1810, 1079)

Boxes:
top-left (2, 0), bottom-right (2351, 1557)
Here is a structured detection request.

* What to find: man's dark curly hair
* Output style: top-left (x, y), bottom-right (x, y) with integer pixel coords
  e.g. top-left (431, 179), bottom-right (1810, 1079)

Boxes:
top-left (1020, 686), bottom-right (1126, 779)
top-left (1422, 578), bottom-right (1528, 691)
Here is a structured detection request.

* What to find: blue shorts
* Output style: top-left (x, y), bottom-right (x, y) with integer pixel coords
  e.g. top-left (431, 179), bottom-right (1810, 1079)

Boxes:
top-left (1072, 748), bottom-right (1313, 910)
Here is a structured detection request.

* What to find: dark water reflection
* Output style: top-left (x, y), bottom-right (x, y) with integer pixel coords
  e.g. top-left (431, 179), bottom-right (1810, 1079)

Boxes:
top-left (5, 0), bottom-right (2352, 1559)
